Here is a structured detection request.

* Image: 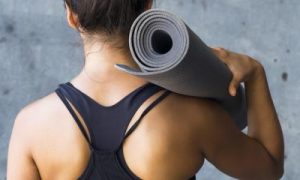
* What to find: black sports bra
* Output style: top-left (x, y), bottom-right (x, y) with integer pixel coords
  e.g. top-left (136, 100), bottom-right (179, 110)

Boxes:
top-left (55, 82), bottom-right (196, 180)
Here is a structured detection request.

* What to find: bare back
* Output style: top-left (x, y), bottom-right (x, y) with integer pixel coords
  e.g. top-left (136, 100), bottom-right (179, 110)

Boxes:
top-left (8, 82), bottom-right (207, 180)
top-left (8, 67), bottom-right (283, 180)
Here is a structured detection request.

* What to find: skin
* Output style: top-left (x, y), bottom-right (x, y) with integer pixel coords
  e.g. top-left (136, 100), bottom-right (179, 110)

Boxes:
top-left (7, 1), bottom-right (284, 180)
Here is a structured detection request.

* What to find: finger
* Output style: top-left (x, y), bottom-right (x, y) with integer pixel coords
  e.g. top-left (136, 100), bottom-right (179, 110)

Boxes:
top-left (211, 47), bottom-right (225, 56)
top-left (211, 47), bottom-right (226, 52)
top-left (211, 47), bottom-right (221, 53)
top-left (214, 47), bottom-right (229, 56)
top-left (229, 78), bottom-right (240, 96)
top-left (211, 47), bottom-right (229, 63)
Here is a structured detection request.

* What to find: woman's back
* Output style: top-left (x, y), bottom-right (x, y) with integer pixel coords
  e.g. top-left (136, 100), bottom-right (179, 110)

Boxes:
top-left (7, 55), bottom-right (284, 179)
top-left (10, 79), bottom-right (210, 179)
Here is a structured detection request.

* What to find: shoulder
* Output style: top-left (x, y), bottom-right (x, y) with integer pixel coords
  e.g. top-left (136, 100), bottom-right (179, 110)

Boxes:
top-left (133, 92), bottom-right (231, 178)
top-left (11, 91), bottom-right (68, 149)
top-left (9, 91), bottom-right (91, 178)
top-left (144, 91), bottom-right (232, 151)
top-left (8, 91), bottom-right (64, 161)
top-left (7, 94), bottom-right (60, 180)
top-left (154, 91), bottom-right (229, 127)
top-left (15, 92), bottom-right (64, 128)
top-left (11, 90), bottom-right (88, 158)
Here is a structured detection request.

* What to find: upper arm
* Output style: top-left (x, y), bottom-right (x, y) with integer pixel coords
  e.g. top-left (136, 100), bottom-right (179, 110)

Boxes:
top-left (7, 107), bottom-right (41, 180)
top-left (191, 99), bottom-right (280, 179)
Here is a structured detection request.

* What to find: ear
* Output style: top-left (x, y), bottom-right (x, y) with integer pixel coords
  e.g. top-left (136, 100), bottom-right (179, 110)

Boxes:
top-left (65, 3), bottom-right (79, 30)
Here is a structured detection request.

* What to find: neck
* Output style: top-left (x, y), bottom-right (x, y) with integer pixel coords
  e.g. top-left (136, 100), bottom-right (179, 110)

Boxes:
top-left (75, 40), bottom-right (145, 86)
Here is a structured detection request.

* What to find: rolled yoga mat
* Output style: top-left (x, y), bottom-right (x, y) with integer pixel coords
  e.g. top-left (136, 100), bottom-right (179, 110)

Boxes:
top-left (115, 9), bottom-right (247, 130)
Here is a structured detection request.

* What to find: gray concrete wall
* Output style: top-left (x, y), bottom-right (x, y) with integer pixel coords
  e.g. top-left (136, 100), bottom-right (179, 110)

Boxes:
top-left (0, 0), bottom-right (299, 179)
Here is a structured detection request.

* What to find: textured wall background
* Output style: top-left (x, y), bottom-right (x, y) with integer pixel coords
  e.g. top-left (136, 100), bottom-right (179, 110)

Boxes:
top-left (0, 0), bottom-right (299, 179)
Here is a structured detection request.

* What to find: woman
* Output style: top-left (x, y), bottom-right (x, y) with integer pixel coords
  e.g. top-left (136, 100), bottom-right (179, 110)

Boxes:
top-left (7, 0), bottom-right (284, 179)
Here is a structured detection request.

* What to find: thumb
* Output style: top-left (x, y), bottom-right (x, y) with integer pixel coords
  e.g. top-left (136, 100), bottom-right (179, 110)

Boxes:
top-left (229, 78), bottom-right (240, 96)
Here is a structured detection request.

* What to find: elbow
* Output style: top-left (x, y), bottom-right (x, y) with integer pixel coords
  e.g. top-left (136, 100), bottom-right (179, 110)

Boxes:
top-left (272, 160), bottom-right (284, 179)
top-left (275, 164), bottom-right (284, 179)
top-left (252, 165), bottom-right (284, 180)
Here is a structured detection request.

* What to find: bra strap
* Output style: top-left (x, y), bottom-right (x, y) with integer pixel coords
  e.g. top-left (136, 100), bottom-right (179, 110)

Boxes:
top-left (55, 88), bottom-right (92, 146)
top-left (123, 90), bottom-right (172, 140)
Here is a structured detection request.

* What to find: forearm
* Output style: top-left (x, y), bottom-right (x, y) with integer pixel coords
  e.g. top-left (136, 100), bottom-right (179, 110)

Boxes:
top-left (245, 63), bottom-right (284, 175)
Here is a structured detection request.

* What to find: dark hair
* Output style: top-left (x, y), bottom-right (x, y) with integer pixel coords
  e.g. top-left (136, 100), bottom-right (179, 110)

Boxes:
top-left (64, 0), bottom-right (150, 38)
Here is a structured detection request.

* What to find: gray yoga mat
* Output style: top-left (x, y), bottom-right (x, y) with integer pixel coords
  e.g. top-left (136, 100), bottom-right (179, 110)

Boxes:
top-left (115, 9), bottom-right (247, 130)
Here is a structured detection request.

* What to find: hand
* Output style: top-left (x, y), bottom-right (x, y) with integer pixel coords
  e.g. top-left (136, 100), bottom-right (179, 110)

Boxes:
top-left (211, 47), bottom-right (263, 96)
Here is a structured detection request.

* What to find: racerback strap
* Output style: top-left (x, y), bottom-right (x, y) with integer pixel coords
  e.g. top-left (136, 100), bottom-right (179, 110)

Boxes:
top-left (55, 88), bottom-right (92, 145)
top-left (123, 90), bottom-right (171, 140)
